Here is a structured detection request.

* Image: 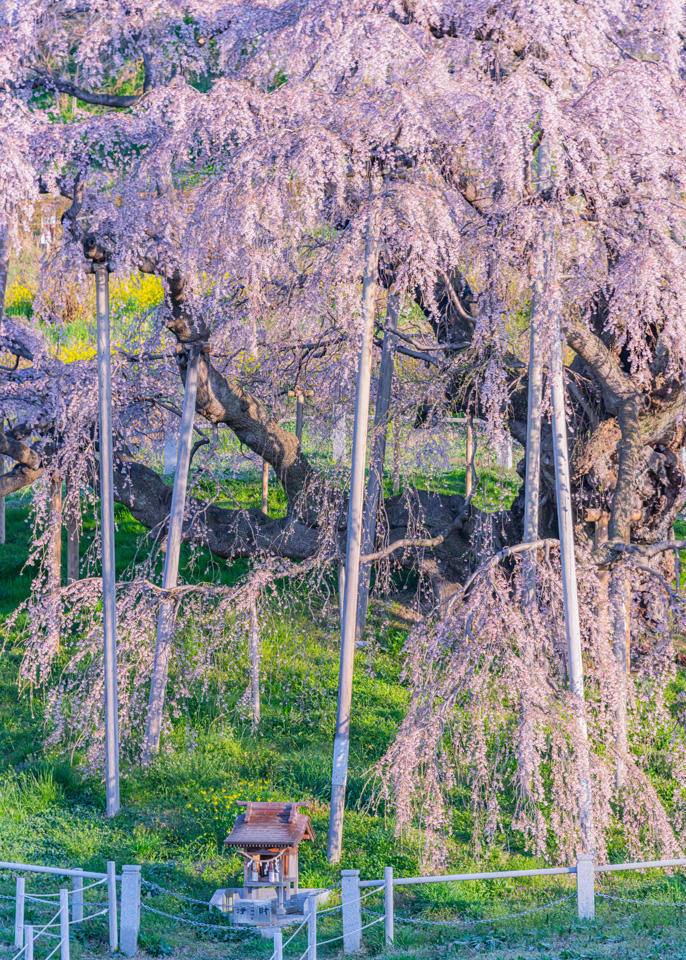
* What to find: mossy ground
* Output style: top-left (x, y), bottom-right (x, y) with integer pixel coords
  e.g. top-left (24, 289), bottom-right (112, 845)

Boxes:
top-left (1, 491), bottom-right (686, 959)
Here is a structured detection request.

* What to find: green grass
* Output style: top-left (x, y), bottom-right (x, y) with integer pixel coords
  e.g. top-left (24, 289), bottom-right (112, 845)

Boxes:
top-left (2, 492), bottom-right (686, 958)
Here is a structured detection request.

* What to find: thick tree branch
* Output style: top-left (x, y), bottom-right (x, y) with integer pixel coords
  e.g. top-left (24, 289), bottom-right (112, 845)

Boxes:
top-left (31, 72), bottom-right (147, 108)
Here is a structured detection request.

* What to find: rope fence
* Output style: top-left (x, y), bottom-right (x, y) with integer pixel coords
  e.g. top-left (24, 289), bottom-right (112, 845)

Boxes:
top-left (5, 854), bottom-right (686, 959)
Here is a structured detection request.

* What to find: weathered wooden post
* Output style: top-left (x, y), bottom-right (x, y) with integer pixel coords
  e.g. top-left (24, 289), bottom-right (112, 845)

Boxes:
top-left (66, 478), bottom-right (80, 585)
top-left (392, 417), bottom-right (401, 494)
top-left (384, 866), bottom-right (394, 945)
top-left (0, 419), bottom-right (5, 546)
top-left (465, 417), bottom-right (474, 498)
top-left (143, 344), bottom-right (203, 763)
top-left (332, 405), bottom-right (347, 463)
top-left (355, 291), bottom-right (401, 640)
top-left (249, 596), bottom-right (261, 724)
top-left (328, 184), bottom-right (382, 863)
top-left (93, 258), bottom-right (120, 817)
top-left (60, 887), bottom-right (70, 960)
top-left (24, 924), bottom-right (34, 960)
top-left (14, 877), bottom-right (25, 947)
top-left (261, 460), bottom-right (270, 514)
top-left (289, 387), bottom-right (314, 444)
top-left (307, 895), bottom-right (317, 960)
top-left (519, 147), bottom-right (549, 797)
top-left (550, 303), bottom-right (595, 852)
top-left (71, 869), bottom-right (83, 925)
top-left (107, 861), bottom-right (118, 952)
top-left (48, 474), bottom-right (62, 650)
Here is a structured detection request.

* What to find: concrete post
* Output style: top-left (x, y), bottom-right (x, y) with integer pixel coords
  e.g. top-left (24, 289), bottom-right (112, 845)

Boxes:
top-left (71, 870), bottom-right (83, 924)
top-left (307, 895), bottom-right (317, 960)
top-left (272, 927), bottom-right (283, 960)
top-left (384, 867), bottom-right (394, 945)
top-left (60, 888), bottom-right (70, 960)
top-left (576, 855), bottom-right (595, 920)
top-left (120, 865), bottom-right (141, 957)
top-left (14, 877), bottom-right (24, 947)
top-left (107, 861), bottom-right (118, 952)
top-left (24, 924), bottom-right (33, 960)
top-left (341, 869), bottom-right (361, 953)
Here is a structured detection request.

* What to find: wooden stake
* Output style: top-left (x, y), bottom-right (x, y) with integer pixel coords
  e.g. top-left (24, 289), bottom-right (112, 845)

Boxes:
top-left (327, 183), bottom-right (382, 863)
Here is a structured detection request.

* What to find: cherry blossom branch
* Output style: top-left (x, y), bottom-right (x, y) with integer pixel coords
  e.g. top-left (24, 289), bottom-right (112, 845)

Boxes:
top-left (30, 72), bottom-right (149, 109)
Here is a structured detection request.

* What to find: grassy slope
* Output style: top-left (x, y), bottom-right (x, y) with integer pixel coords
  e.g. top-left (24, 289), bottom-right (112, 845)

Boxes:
top-left (1, 496), bottom-right (686, 959)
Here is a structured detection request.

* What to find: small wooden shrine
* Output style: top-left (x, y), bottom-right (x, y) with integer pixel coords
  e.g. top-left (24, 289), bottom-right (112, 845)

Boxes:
top-left (224, 801), bottom-right (314, 915)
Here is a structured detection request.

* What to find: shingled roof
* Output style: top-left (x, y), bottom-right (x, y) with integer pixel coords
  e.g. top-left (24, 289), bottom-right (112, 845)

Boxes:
top-left (224, 802), bottom-right (314, 849)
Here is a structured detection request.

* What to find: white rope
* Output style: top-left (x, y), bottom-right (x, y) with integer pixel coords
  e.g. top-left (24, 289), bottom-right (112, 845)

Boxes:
top-left (316, 914), bottom-right (384, 946)
top-left (70, 908), bottom-right (108, 924)
top-left (280, 914), bottom-right (309, 949)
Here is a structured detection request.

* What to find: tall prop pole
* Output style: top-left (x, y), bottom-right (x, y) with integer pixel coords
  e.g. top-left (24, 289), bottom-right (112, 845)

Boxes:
top-left (355, 290), bottom-right (401, 640)
top-left (549, 284), bottom-right (595, 854)
top-left (518, 144), bottom-right (548, 797)
top-left (94, 262), bottom-right (120, 817)
top-left (327, 184), bottom-right (382, 863)
top-left (0, 421), bottom-right (5, 545)
top-left (142, 344), bottom-right (202, 763)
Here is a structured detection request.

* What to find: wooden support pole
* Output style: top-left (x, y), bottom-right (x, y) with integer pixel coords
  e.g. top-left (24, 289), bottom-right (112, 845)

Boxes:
top-left (550, 309), bottom-right (595, 853)
top-left (142, 346), bottom-right (201, 764)
top-left (328, 185), bottom-right (382, 863)
top-left (94, 262), bottom-right (120, 817)
top-left (60, 887), bottom-right (70, 960)
top-left (392, 418), bottom-right (400, 494)
top-left (0, 419), bottom-right (5, 546)
top-left (66, 480), bottom-right (80, 586)
top-left (107, 860), bottom-right (118, 952)
top-left (249, 596), bottom-right (261, 724)
top-left (674, 524), bottom-right (681, 590)
top-left (261, 460), bottom-right (269, 514)
top-left (355, 291), bottom-right (401, 640)
top-left (47, 474), bottom-right (62, 650)
top-left (465, 417), bottom-right (474, 499)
